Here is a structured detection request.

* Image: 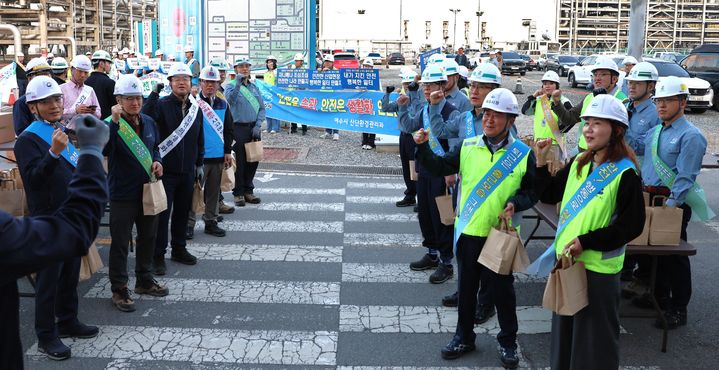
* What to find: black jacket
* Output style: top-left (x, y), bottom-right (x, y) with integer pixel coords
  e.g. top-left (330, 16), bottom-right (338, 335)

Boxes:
top-left (85, 71), bottom-right (116, 120)
top-left (142, 92), bottom-right (204, 175)
top-left (11, 95), bottom-right (33, 135)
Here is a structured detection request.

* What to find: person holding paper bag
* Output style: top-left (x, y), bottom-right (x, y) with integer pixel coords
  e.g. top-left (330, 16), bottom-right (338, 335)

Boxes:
top-left (104, 74), bottom-right (168, 313)
top-left (15, 77), bottom-right (102, 360)
top-left (533, 95), bottom-right (645, 370)
top-left (639, 76), bottom-right (713, 329)
top-left (415, 88), bottom-right (537, 369)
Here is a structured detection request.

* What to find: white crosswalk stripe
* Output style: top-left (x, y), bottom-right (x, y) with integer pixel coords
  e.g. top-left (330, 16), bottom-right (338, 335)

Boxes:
top-left (255, 202), bottom-right (345, 211)
top-left (195, 220), bottom-right (344, 233)
top-left (346, 182), bottom-right (406, 189)
top-left (186, 243), bottom-right (343, 262)
top-left (346, 196), bottom-right (401, 203)
top-left (345, 212), bottom-right (418, 222)
top-left (343, 233), bottom-right (423, 247)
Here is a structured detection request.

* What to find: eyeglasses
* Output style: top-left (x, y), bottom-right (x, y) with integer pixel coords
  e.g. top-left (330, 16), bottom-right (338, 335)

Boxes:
top-left (120, 96), bottom-right (143, 102)
top-left (469, 82), bottom-right (494, 91)
top-left (654, 97), bottom-right (681, 105)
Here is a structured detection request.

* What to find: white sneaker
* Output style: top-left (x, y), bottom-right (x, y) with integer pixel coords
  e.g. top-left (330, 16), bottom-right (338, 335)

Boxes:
top-left (262, 129), bottom-right (268, 133)
top-left (333, 133), bottom-right (340, 141)
top-left (320, 133), bottom-right (330, 139)
top-left (270, 130), bottom-right (277, 134)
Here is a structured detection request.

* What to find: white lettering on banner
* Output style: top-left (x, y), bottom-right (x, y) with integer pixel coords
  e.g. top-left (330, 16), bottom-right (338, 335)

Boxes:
top-left (72, 85), bottom-right (93, 111)
top-left (195, 97), bottom-right (224, 141)
top-left (158, 94), bottom-right (200, 158)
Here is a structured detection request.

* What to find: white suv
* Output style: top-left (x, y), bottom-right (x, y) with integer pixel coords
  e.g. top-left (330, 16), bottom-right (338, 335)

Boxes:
top-left (567, 54), bottom-right (627, 88)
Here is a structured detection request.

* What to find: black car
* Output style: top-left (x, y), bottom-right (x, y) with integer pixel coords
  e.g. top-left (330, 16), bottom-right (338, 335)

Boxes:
top-left (681, 44), bottom-right (719, 111)
top-left (519, 54), bottom-right (537, 71)
top-left (388, 52), bottom-right (405, 65)
top-left (545, 55), bottom-right (579, 77)
top-left (500, 51), bottom-right (527, 75)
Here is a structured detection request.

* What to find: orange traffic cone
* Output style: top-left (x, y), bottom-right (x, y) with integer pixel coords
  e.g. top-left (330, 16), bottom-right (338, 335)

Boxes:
top-left (7, 90), bottom-right (16, 106)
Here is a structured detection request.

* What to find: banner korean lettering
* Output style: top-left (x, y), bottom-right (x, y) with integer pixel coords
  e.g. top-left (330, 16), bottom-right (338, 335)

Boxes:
top-left (276, 68), bottom-right (380, 91)
top-left (419, 47), bottom-right (441, 73)
top-left (138, 71), bottom-right (171, 97)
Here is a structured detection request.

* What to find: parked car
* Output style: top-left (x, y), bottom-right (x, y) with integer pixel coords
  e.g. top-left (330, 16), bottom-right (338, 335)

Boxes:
top-left (681, 44), bottom-right (719, 111)
top-left (567, 54), bottom-right (626, 87)
top-left (388, 52), bottom-right (406, 65)
top-left (641, 58), bottom-right (714, 113)
top-left (657, 52), bottom-right (688, 64)
top-left (364, 52), bottom-right (385, 65)
top-left (537, 53), bottom-right (558, 71)
top-left (333, 52), bottom-right (359, 69)
top-left (500, 51), bottom-right (527, 75)
top-left (545, 55), bottom-right (580, 77)
top-left (519, 54), bottom-right (537, 71)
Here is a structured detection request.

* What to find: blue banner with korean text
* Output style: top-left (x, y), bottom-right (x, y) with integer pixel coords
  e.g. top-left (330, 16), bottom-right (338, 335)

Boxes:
top-left (256, 80), bottom-right (400, 135)
top-left (276, 68), bottom-right (380, 91)
top-left (419, 47), bottom-right (441, 73)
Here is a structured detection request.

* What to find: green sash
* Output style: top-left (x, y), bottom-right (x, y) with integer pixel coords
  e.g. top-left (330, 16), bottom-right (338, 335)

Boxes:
top-left (106, 116), bottom-right (153, 176)
top-left (651, 125), bottom-right (715, 221)
top-left (238, 84), bottom-right (261, 115)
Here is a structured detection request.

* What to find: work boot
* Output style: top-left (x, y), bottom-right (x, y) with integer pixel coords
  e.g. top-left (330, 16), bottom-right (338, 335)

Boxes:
top-left (441, 335), bottom-right (476, 360)
top-left (499, 346), bottom-right (520, 369)
top-left (475, 304), bottom-right (496, 325)
top-left (409, 253), bottom-right (438, 271)
top-left (301, 128), bottom-right (307, 136)
top-left (654, 309), bottom-right (687, 330)
top-left (171, 247), bottom-right (198, 265)
top-left (204, 220), bottom-right (227, 237)
top-left (244, 193), bottom-right (261, 204)
top-left (395, 196), bottom-right (416, 207)
top-left (217, 216), bottom-right (224, 222)
top-left (57, 320), bottom-right (99, 339)
top-left (218, 201), bottom-right (235, 214)
top-left (185, 226), bottom-right (194, 240)
top-left (38, 338), bottom-right (71, 361)
top-left (234, 195), bottom-right (246, 207)
top-left (413, 205), bottom-right (418, 213)
top-left (153, 255), bottom-right (166, 276)
top-left (135, 279), bottom-right (170, 297)
top-left (621, 278), bottom-right (648, 299)
top-left (111, 286), bottom-right (136, 312)
top-left (429, 263), bottom-right (454, 284)
top-left (442, 291), bottom-right (459, 307)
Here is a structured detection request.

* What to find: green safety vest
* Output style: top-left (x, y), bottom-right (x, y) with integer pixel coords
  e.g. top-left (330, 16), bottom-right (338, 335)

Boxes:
top-left (533, 96), bottom-right (570, 144)
top-left (577, 89), bottom-right (628, 150)
top-left (458, 136), bottom-right (529, 237)
top-left (263, 70), bottom-right (276, 86)
top-left (556, 160), bottom-right (633, 274)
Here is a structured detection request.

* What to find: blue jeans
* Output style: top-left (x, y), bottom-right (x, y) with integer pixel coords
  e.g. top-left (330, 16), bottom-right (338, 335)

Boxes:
top-left (266, 118), bottom-right (281, 132)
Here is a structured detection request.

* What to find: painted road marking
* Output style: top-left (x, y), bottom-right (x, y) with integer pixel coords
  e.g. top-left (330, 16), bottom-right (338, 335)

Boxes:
top-left (252, 188), bottom-right (346, 195)
top-left (345, 213), bottom-right (417, 222)
top-left (346, 182), bottom-right (406, 190)
top-left (342, 263), bottom-right (546, 283)
top-left (255, 202), bottom-right (344, 212)
top-left (195, 220), bottom-right (344, 233)
top-left (343, 233), bottom-right (423, 247)
top-left (185, 243), bottom-right (343, 263)
top-left (346, 196), bottom-right (401, 204)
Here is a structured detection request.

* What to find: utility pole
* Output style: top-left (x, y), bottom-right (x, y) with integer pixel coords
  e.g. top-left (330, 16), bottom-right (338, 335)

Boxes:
top-left (449, 8), bottom-right (461, 50)
top-left (476, 0), bottom-right (483, 46)
top-left (628, 0), bottom-right (647, 60)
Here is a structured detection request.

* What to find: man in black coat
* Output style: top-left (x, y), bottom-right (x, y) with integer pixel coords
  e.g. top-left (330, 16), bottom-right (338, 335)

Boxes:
top-left (85, 50), bottom-right (116, 119)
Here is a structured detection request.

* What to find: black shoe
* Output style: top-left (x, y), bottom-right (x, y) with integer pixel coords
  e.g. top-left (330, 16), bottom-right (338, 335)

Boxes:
top-left (301, 130), bottom-right (307, 136)
top-left (290, 129), bottom-right (298, 134)
top-left (409, 253), bottom-right (438, 271)
top-left (632, 293), bottom-right (669, 310)
top-left (441, 336), bottom-right (476, 360)
top-left (475, 304), bottom-right (496, 325)
top-left (204, 220), bottom-right (227, 237)
top-left (217, 216), bottom-right (224, 222)
top-left (499, 346), bottom-right (519, 369)
top-left (429, 264), bottom-right (453, 284)
top-left (171, 248), bottom-right (198, 265)
top-left (38, 338), bottom-right (71, 361)
top-left (654, 309), bottom-right (687, 329)
top-left (442, 291), bottom-right (459, 307)
top-left (185, 226), bottom-right (194, 240)
top-left (620, 268), bottom-right (634, 282)
top-left (413, 205), bottom-right (418, 213)
top-left (57, 321), bottom-right (99, 339)
top-left (153, 255), bottom-right (166, 276)
top-left (395, 197), bottom-right (416, 207)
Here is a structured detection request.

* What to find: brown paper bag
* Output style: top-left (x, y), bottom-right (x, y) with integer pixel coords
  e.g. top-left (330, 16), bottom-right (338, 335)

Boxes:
top-left (648, 196), bottom-right (683, 246)
top-left (478, 218), bottom-right (523, 275)
top-left (79, 243), bottom-right (104, 282)
top-left (0, 178), bottom-right (24, 217)
top-left (435, 188), bottom-right (455, 226)
top-left (409, 160), bottom-right (418, 181)
top-left (542, 255), bottom-right (588, 316)
top-left (512, 243), bottom-right (531, 273)
top-left (221, 157), bottom-right (236, 192)
top-left (245, 140), bottom-right (264, 162)
top-left (192, 180), bottom-right (205, 214)
top-left (142, 178), bottom-right (168, 216)
top-left (628, 193), bottom-right (652, 245)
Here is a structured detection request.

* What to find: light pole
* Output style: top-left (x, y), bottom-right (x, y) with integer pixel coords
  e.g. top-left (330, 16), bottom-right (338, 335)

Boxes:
top-left (449, 8), bottom-right (461, 51)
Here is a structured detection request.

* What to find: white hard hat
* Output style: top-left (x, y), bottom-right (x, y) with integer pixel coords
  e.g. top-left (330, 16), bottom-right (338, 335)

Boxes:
top-left (91, 50), bottom-right (112, 62)
top-left (184, 45), bottom-right (194, 53)
top-left (294, 53), bottom-right (304, 61)
top-left (419, 64), bottom-right (447, 83)
top-left (111, 47), bottom-right (119, 53)
top-left (323, 54), bottom-right (334, 62)
top-left (541, 70), bottom-right (561, 84)
top-left (482, 88), bottom-right (520, 115)
top-left (622, 56), bottom-right (638, 65)
top-left (590, 56), bottom-right (620, 75)
top-left (654, 76), bottom-right (690, 99)
top-left (427, 54), bottom-right (445, 64)
top-left (469, 63), bottom-right (502, 85)
top-left (85, 51), bottom-right (92, 56)
top-left (155, 49), bottom-right (164, 56)
top-left (625, 62), bottom-right (659, 82)
top-left (209, 57), bottom-right (230, 71)
top-left (16, 51), bottom-right (24, 57)
top-left (25, 57), bottom-right (52, 76)
top-left (362, 58), bottom-right (373, 67)
top-left (441, 59), bottom-right (460, 75)
top-left (71, 55), bottom-right (93, 72)
top-left (200, 65), bottom-right (221, 81)
top-left (121, 48), bottom-right (130, 54)
top-left (580, 94), bottom-right (629, 128)
top-left (167, 62), bottom-right (192, 78)
top-left (25, 75), bottom-right (63, 103)
top-left (51, 57), bottom-right (69, 71)
top-left (266, 55), bottom-right (277, 61)
top-left (113, 74), bottom-right (144, 96)
top-left (47, 52), bottom-right (54, 58)
top-left (458, 66), bottom-right (470, 79)
top-left (401, 70), bottom-right (418, 83)
top-left (233, 57), bottom-right (251, 67)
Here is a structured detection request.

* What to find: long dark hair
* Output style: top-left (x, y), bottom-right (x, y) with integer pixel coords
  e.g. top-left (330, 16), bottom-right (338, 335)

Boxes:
top-left (576, 120), bottom-right (640, 176)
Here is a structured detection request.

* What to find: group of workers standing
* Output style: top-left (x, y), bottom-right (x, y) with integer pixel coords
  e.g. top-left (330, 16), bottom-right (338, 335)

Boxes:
top-left (382, 54), bottom-right (709, 370)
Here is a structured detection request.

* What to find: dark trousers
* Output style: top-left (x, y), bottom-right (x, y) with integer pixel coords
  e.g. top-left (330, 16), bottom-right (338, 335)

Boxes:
top-left (154, 171), bottom-right (194, 258)
top-left (188, 162), bottom-right (223, 226)
top-left (455, 235), bottom-right (518, 348)
top-left (109, 200), bottom-right (158, 290)
top-left (399, 133), bottom-right (416, 199)
top-left (35, 257), bottom-right (81, 342)
top-left (416, 174), bottom-right (453, 263)
top-left (0, 282), bottom-right (23, 370)
top-left (232, 124), bottom-right (259, 196)
top-left (655, 203), bottom-right (692, 310)
top-left (550, 270), bottom-right (621, 370)
top-left (290, 123), bottom-right (307, 133)
top-left (361, 133), bottom-right (376, 147)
